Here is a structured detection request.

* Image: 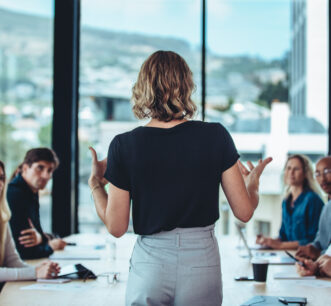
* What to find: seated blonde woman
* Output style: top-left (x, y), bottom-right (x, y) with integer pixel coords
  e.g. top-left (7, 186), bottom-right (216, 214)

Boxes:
top-left (0, 160), bottom-right (59, 287)
top-left (256, 155), bottom-right (324, 250)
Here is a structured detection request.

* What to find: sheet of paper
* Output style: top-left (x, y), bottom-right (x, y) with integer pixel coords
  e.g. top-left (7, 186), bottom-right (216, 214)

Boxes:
top-left (293, 279), bottom-right (331, 288)
top-left (37, 278), bottom-right (71, 284)
top-left (273, 272), bottom-right (316, 280)
top-left (279, 279), bottom-right (331, 288)
top-left (21, 283), bottom-right (94, 291)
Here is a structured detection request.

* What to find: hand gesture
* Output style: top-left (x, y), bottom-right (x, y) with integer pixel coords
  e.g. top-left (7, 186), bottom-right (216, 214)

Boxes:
top-left (48, 238), bottom-right (67, 251)
top-left (256, 234), bottom-right (266, 245)
top-left (317, 255), bottom-right (331, 277)
top-left (36, 261), bottom-right (61, 279)
top-left (88, 146), bottom-right (108, 188)
top-left (295, 245), bottom-right (321, 260)
top-left (237, 157), bottom-right (272, 191)
top-left (256, 235), bottom-right (281, 249)
top-left (296, 259), bottom-right (318, 276)
top-left (19, 218), bottom-right (43, 248)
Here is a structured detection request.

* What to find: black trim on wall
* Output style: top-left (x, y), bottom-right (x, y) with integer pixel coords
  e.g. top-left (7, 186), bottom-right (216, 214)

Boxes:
top-left (201, 0), bottom-right (206, 121)
top-left (329, 0), bottom-right (331, 155)
top-left (52, 0), bottom-right (80, 236)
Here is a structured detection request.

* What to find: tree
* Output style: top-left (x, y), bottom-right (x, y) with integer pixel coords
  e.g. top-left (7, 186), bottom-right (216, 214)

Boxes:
top-left (38, 122), bottom-right (52, 147)
top-left (256, 80), bottom-right (289, 108)
top-left (0, 111), bottom-right (27, 175)
top-left (212, 97), bottom-right (235, 112)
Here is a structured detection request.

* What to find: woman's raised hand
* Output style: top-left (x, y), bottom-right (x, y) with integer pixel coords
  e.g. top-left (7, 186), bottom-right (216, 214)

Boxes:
top-left (88, 146), bottom-right (109, 188)
top-left (237, 157), bottom-right (272, 191)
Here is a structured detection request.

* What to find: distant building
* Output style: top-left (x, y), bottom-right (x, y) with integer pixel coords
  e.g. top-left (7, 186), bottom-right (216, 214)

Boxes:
top-left (290, 0), bottom-right (328, 128)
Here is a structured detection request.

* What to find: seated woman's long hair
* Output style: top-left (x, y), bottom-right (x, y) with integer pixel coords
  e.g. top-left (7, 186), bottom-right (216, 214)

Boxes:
top-left (0, 161), bottom-right (11, 266)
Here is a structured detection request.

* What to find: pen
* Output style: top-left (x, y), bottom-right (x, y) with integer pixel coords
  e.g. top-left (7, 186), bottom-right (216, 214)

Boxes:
top-left (66, 242), bottom-right (77, 246)
top-left (284, 251), bottom-right (306, 268)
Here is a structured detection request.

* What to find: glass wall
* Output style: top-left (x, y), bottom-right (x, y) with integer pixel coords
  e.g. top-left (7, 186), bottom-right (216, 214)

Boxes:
top-left (0, 1), bottom-right (54, 232)
top-left (207, 0), bottom-right (328, 240)
top-left (0, 1), bottom-right (328, 239)
top-left (79, 0), bottom-right (201, 232)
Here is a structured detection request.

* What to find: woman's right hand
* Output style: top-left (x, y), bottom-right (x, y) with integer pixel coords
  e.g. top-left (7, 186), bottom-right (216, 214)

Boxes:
top-left (36, 261), bottom-right (60, 279)
top-left (88, 146), bottom-right (108, 188)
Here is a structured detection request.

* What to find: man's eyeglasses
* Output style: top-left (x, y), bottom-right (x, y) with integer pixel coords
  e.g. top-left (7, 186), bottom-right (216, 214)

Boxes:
top-left (314, 168), bottom-right (331, 178)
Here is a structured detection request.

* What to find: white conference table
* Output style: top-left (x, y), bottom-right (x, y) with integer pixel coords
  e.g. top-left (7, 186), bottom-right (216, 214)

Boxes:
top-left (0, 233), bottom-right (330, 306)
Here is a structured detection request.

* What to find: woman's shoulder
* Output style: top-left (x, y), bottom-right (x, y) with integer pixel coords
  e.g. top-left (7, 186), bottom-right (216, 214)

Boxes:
top-left (110, 121), bottom-right (231, 145)
top-left (303, 189), bottom-right (324, 205)
top-left (190, 120), bottom-right (227, 129)
top-left (183, 121), bottom-right (230, 137)
top-left (122, 120), bottom-right (229, 134)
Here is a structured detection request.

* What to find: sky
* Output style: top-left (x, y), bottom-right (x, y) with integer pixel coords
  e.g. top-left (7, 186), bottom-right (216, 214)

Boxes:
top-left (0, 0), bottom-right (290, 60)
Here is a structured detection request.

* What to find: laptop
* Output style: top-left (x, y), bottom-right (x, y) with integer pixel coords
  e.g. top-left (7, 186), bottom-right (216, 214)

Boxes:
top-left (235, 223), bottom-right (295, 265)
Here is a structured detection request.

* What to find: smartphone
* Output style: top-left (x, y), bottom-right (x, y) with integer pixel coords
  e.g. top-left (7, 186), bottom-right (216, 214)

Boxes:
top-left (278, 296), bottom-right (307, 304)
top-left (234, 276), bottom-right (254, 281)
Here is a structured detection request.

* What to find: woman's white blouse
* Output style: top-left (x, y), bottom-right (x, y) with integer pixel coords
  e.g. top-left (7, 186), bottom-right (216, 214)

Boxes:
top-left (0, 225), bottom-right (36, 282)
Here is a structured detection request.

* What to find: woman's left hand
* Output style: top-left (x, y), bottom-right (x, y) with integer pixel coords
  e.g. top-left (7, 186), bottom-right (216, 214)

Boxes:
top-left (88, 146), bottom-right (108, 188)
top-left (237, 158), bottom-right (272, 192)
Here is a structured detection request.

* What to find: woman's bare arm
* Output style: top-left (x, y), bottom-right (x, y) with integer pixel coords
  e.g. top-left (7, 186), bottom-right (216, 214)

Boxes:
top-left (221, 158), bottom-right (272, 222)
top-left (88, 147), bottom-right (130, 238)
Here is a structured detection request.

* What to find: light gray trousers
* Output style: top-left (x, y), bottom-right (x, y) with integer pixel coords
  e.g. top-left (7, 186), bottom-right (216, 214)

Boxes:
top-left (125, 225), bottom-right (222, 306)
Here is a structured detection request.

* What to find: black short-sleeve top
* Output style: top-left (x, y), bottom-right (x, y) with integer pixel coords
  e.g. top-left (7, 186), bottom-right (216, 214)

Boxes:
top-left (104, 120), bottom-right (239, 235)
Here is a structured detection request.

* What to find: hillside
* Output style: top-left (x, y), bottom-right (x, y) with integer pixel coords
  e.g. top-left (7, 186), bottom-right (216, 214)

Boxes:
top-left (0, 7), bottom-right (287, 104)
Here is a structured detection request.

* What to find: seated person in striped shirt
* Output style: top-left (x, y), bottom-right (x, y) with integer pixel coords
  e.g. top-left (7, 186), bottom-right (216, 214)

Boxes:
top-left (296, 156), bottom-right (331, 260)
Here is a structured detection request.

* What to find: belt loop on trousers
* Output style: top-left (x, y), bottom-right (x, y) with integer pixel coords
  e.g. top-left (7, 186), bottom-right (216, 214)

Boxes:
top-left (211, 229), bottom-right (215, 238)
top-left (176, 233), bottom-right (180, 247)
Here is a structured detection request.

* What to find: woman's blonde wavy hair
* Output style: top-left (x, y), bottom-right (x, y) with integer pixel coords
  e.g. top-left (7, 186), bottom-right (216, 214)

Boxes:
top-left (0, 161), bottom-right (11, 266)
top-left (132, 50), bottom-right (197, 122)
top-left (283, 154), bottom-right (321, 198)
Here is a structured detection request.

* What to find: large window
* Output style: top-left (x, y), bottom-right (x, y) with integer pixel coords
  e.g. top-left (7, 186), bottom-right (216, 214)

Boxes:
top-left (0, 1), bottom-right (54, 232)
top-left (207, 0), bottom-right (328, 240)
top-left (1, 1), bottom-right (327, 237)
top-left (79, 0), bottom-right (201, 232)
top-left (78, 0), bottom-right (329, 235)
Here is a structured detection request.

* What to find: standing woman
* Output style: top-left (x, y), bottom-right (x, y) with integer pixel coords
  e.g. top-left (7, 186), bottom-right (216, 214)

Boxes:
top-left (0, 161), bottom-right (59, 288)
top-left (89, 50), bottom-right (271, 305)
top-left (257, 154), bottom-right (324, 249)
